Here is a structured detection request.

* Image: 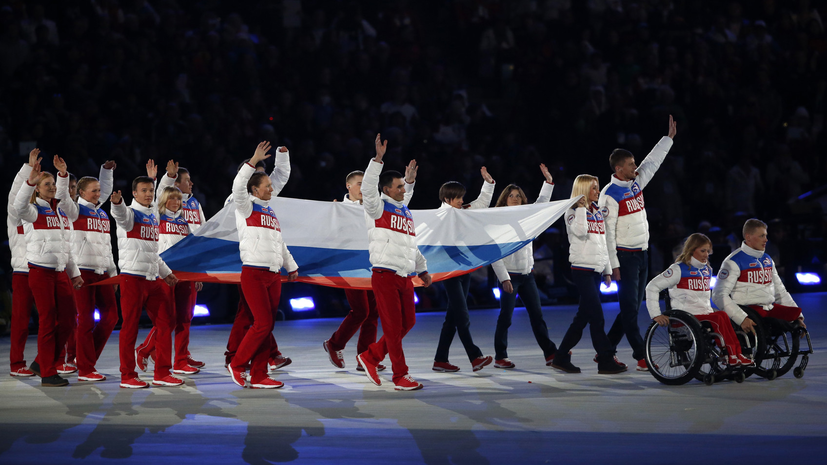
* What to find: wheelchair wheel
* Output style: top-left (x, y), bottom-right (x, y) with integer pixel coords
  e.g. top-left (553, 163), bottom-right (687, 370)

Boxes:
top-left (764, 320), bottom-right (801, 378)
top-left (794, 367), bottom-right (804, 378)
top-left (740, 308), bottom-right (774, 379)
top-left (695, 321), bottom-right (729, 383)
top-left (645, 310), bottom-right (706, 385)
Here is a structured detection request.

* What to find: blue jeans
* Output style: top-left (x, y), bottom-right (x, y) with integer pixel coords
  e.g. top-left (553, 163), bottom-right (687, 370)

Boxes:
top-left (556, 269), bottom-right (613, 362)
top-left (435, 274), bottom-right (483, 363)
top-left (607, 250), bottom-right (647, 361)
top-left (494, 273), bottom-right (556, 360)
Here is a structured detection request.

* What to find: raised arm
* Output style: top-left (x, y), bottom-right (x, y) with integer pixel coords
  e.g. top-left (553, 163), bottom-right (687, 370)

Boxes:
top-left (14, 163), bottom-right (42, 223)
top-left (99, 160), bottom-right (116, 205)
top-left (8, 150), bottom-right (38, 217)
top-left (402, 159), bottom-right (417, 206)
top-left (635, 115), bottom-right (676, 190)
top-left (466, 167), bottom-right (495, 209)
top-left (270, 146), bottom-right (291, 196)
top-left (645, 263), bottom-right (681, 322)
top-left (54, 155), bottom-right (79, 221)
top-left (156, 159), bottom-right (178, 200)
top-left (565, 206), bottom-right (589, 239)
top-left (109, 190), bottom-right (135, 232)
top-left (535, 164), bottom-right (554, 203)
top-left (361, 134), bottom-right (387, 220)
top-left (235, 142), bottom-right (272, 218)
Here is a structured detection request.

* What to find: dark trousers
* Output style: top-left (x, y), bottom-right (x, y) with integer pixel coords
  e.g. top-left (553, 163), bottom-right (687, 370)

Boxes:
top-left (494, 273), bottom-right (556, 360)
top-left (607, 250), bottom-right (647, 361)
top-left (556, 270), bottom-right (613, 361)
top-left (435, 274), bottom-right (483, 363)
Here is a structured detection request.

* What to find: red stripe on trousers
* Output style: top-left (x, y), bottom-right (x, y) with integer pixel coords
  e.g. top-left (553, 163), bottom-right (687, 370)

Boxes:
top-left (362, 270), bottom-right (416, 384)
top-left (694, 312), bottom-right (742, 356)
top-left (118, 275), bottom-right (173, 381)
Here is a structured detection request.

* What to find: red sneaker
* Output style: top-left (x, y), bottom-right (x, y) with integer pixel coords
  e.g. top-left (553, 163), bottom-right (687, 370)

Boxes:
top-left (494, 359), bottom-right (516, 369)
top-left (432, 361), bottom-right (460, 372)
top-left (593, 354), bottom-right (628, 369)
top-left (250, 377), bottom-right (285, 389)
top-left (148, 349), bottom-right (156, 364)
top-left (268, 355), bottom-right (292, 371)
top-left (356, 354), bottom-right (381, 386)
top-left (186, 356), bottom-right (205, 368)
top-left (136, 350), bottom-right (149, 372)
top-left (78, 372), bottom-right (106, 382)
top-left (472, 356), bottom-right (493, 372)
top-left (324, 340), bottom-right (345, 369)
top-left (119, 378), bottom-right (149, 389)
top-left (56, 363), bottom-right (78, 374)
top-left (727, 355), bottom-right (740, 366)
top-left (356, 361), bottom-right (386, 372)
top-left (737, 354), bottom-right (755, 366)
top-left (10, 367), bottom-right (35, 377)
top-left (394, 374), bottom-right (423, 391)
top-left (152, 375), bottom-right (185, 387)
top-left (173, 365), bottom-right (200, 375)
top-left (228, 365), bottom-right (247, 388)
top-left (636, 359), bottom-right (649, 372)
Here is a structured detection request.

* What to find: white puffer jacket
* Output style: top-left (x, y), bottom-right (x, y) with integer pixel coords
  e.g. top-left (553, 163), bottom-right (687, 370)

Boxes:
top-left (65, 165), bottom-right (116, 276)
top-left (7, 163), bottom-right (32, 273)
top-left (598, 136), bottom-right (673, 269)
top-left (14, 172), bottom-right (80, 277)
top-left (157, 173), bottom-right (207, 233)
top-left (711, 242), bottom-right (800, 325)
top-left (361, 159), bottom-right (427, 277)
top-left (565, 203), bottom-right (611, 275)
top-left (111, 199), bottom-right (171, 280)
top-left (233, 163), bottom-right (298, 273)
top-left (491, 181), bottom-right (553, 282)
top-left (158, 210), bottom-right (190, 253)
top-left (646, 257), bottom-right (714, 318)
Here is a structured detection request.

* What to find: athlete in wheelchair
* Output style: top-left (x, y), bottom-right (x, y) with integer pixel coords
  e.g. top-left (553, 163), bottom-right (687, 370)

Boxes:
top-left (644, 233), bottom-right (755, 385)
top-left (711, 218), bottom-right (812, 379)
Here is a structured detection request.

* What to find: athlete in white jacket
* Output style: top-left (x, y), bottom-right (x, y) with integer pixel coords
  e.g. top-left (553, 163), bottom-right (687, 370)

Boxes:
top-left (490, 164), bottom-right (558, 369)
top-left (110, 162), bottom-right (181, 389)
top-left (356, 133), bottom-right (432, 391)
top-left (598, 115), bottom-right (677, 371)
top-left (646, 233), bottom-right (752, 366)
top-left (14, 154), bottom-right (83, 386)
top-left (63, 161), bottom-right (118, 381)
top-left (551, 174), bottom-right (625, 374)
top-left (227, 141), bottom-right (299, 390)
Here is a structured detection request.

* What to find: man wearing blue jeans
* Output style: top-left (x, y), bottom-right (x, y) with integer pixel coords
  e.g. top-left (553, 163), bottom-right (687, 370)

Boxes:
top-left (598, 115), bottom-right (677, 371)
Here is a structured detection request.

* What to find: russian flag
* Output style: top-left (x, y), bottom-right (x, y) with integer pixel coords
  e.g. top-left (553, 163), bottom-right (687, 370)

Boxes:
top-left (161, 197), bottom-right (579, 289)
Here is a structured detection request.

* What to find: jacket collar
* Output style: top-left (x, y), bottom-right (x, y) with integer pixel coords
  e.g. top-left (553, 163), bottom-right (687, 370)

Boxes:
top-left (181, 192), bottom-right (192, 202)
top-left (130, 200), bottom-right (155, 215)
top-left (610, 174), bottom-right (634, 188)
top-left (438, 202), bottom-right (458, 211)
top-left (740, 241), bottom-right (765, 259)
top-left (252, 196), bottom-right (270, 208)
top-left (380, 193), bottom-right (403, 208)
top-left (78, 198), bottom-right (98, 210)
top-left (161, 209), bottom-right (182, 219)
top-left (342, 194), bottom-right (361, 205)
top-left (690, 257), bottom-right (707, 269)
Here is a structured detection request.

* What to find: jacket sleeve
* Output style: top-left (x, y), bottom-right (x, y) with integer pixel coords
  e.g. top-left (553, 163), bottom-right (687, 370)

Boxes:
top-left (710, 260), bottom-right (748, 325)
top-left (66, 256), bottom-right (81, 279)
top-left (771, 265), bottom-right (800, 314)
top-left (402, 180), bottom-right (415, 206)
top-left (491, 259), bottom-right (510, 283)
top-left (198, 202), bottom-right (207, 224)
top-left (14, 181), bottom-right (39, 223)
top-left (8, 164), bottom-right (32, 221)
top-left (567, 207), bottom-right (589, 239)
top-left (635, 136), bottom-right (673, 190)
top-left (535, 182), bottom-right (553, 204)
top-left (158, 257), bottom-right (172, 279)
top-left (270, 148), bottom-right (291, 197)
top-left (56, 172), bottom-right (79, 222)
top-left (645, 263), bottom-right (681, 319)
top-left (599, 193), bottom-right (620, 269)
top-left (99, 164), bottom-right (114, 205)
top-left (282, 242), bottom-right (299, 273)
top-left (110, 200), bottom-right (135, 232)
top-left (233, 164), bottom-right (256, 218)
top-left (156, 172), bottom-right (176, 201)
top-left (360, 159), bottom-right (384, 220)
top-left (414, 248), bottom-right (427, 275)
top-left (466, 180), bottom-right (495, 210)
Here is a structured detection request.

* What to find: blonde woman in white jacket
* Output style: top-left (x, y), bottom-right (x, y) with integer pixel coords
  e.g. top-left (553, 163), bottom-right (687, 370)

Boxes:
top-left (550, 175), bottom-right (626, 374)
top-left (489, 164), bottom-right (558, 369)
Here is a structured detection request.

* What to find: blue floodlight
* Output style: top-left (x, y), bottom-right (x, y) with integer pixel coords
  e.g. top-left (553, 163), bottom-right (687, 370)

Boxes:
top-left (290, 297), bottom-right (316, 311)
top-left (795, 272), bottom-right (821, 285)
top-left (413, 292), bottom-right (419, 304)
top-left (600, 281), bottom-right (618, 294)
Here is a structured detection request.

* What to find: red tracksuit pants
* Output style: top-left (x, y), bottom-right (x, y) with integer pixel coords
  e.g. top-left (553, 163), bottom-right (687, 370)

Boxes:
top-left (137, 281), bottom-right (197, 369)
top-left (361, 270), bottom-right (416, 384)
top-left (748, 304), bottom-right (803, 322)
top-left (230, 267), bottom-right (282, 383)
top-left (329, 289), bottom-right (379, 354)
top-left (695, 312), bottom-right (743, 356)
top-left (72, 270), bottom-right (119, 375)
top-left (119, 275), bottom-right (173, 381)
top-left (28, 266), bottom-right (76, 378)
top-left (10, 272), bottom-right (35, 371)
top-left (225, 284), bottom-right (280, 365)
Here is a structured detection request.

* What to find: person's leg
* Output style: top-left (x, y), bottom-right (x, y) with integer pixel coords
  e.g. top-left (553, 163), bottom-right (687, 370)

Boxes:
top-left (232, 268), bottom-right (275, 380)
top-left (767, 304), bottom-right (803, 322)
top-left (494, 277), bottom-right (518, 361)
top-left (93, 280), bottom-right (119, 362)
top-left (452, 274), bottom-right (483, 362)
top-left (365, 272), bottom-right (404, 377)
top-left (225, 285), bottom-right (252, 363)
top-left (696, 312), bottom-right (742, 358)
top-left (519, 274), bottom-right (557, 357)
top-left (173, 281), bottom-right (195, 369)
top-left (54, 273), bottom-right (77, 369)
top-left (250, 276), bottom-right (283, 383)
top-left (145, 280), bottom-right (174, 379)
top-left (29, 267), bottom-right (59, 378)
top-left (329, 289), bottom-right (370, 352)
top-left (74, 270), bottom-right (98, 375)
top-left (556, 271), bottom-right (607, 363)
top-left (434, 276), bottom-right (462, 363)
top-left (356, 291), bottom-right (379, 355)
top-left (118, 275), bottom-right (145, 381)
top-left (582, 273), bottom-right (613, 359)
top-left (10, 273), bottom-right (35, 372)
top-left (607, 251), bottom-right (645, 360)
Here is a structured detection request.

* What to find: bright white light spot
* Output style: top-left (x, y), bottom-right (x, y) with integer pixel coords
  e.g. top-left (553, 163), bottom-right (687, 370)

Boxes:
top-left (290, 297), bottom-right (315, 311)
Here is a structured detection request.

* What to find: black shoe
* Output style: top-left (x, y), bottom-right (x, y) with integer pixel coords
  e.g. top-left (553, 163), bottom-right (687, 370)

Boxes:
top-left (550, 360), bottom-right (581, 373)
top-left (30, 361), bottom-right (41, 378)
top-left (42, 375), bottom-right (69, 387)
top-left (598, 360), bottom-right (628, 374)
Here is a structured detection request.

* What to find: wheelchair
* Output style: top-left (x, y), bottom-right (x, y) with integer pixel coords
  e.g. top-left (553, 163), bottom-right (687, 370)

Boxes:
top-left (739, 306), bottom-right (813, 380)
top-left (644, 292), bottom-right (753, 385)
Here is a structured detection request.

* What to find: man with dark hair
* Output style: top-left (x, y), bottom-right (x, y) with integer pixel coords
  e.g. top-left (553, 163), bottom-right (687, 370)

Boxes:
top-left (357, 134), bottom-right (432, 391)
top-left (597, 115), bottom-right (677, 371)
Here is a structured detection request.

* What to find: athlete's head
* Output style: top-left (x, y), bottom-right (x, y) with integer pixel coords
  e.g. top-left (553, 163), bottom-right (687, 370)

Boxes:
top-left (346, 170), bottom-right (364, 202)
top-left (132, 176), bottom-right (155, 207)
top-left (677, 233), bottom-right (713, 265)
top-left (31, 172), bottom-right (56, 203)
top-left (379, 170), bottom-right (405, 202)
top-left (158, 186), bottom-right (183, 215)
top-left (175, 167), bottom-right (193, 194)
top-left (743, 218), bottom-right (768, 251)
top-left (495, 184), bottom-right (528, 207)
top-left (77, 176), bottom-right (101, 204)
top-left (247, 172), bottom-right (273, 201)
top-left (609, 148), bottom-right (637, 181)
top-left (68, 173), bottom-right (78, 201)
top-left (571, 175), bottom-right (600, 207)
top-left (439, 181), bottom-right (466, 209)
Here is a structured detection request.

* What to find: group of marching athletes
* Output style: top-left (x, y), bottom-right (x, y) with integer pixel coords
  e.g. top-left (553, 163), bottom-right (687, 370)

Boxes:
top-left (8, 114), bottom-right (807, 390)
